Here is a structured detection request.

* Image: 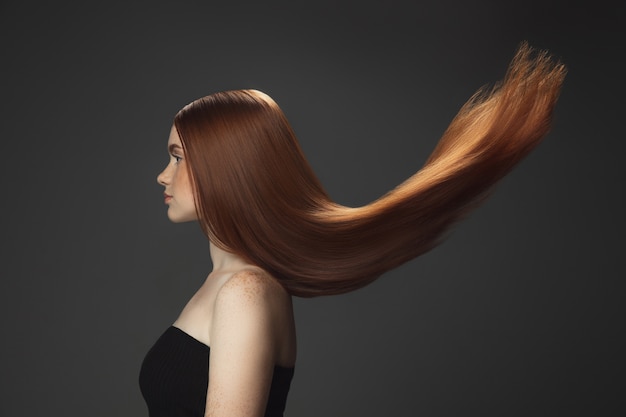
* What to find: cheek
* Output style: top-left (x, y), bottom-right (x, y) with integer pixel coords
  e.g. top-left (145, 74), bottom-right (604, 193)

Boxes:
top-left (176, 168), bottom-right (194, 198)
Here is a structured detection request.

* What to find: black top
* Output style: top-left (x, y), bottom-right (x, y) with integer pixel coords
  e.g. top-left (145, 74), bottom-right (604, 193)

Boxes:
top-left (139, 326), bottom-right (295, 417)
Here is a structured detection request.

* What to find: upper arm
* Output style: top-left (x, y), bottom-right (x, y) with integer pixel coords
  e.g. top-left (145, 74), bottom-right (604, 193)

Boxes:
top-left (205, 271), bottom-right (280, 417)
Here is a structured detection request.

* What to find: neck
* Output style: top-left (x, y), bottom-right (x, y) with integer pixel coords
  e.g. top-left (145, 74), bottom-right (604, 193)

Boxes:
top-left (209, 241), bottom-right (253, 273)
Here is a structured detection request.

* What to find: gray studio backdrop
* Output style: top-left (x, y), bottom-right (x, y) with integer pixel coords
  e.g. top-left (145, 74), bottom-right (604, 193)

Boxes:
top-left (1, 1), bottom-right (624, 416)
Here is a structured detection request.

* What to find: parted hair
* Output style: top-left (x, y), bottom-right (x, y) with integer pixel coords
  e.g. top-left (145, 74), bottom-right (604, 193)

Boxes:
top-left (173, 43), bottom-right (566, 297)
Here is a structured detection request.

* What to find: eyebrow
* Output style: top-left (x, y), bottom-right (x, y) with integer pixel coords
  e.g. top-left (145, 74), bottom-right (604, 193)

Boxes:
top-left (168, 144), bottom-right (183, 153)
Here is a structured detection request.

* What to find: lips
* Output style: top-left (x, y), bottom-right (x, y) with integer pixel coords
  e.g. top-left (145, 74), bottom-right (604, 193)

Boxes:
top-left (164, 193), bottom-right (172, 204)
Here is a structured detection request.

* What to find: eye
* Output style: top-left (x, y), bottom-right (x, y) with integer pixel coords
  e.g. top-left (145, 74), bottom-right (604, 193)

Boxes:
top-left (171, 154), bottom-right (183, 164)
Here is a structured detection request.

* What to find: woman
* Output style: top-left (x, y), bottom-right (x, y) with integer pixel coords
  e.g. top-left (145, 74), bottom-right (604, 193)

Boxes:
top-left (139, 43), bottom-right (566, 417)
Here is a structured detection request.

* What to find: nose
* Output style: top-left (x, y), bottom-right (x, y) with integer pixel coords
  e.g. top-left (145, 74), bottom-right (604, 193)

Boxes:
top-left (157, 165), bottom-right (170, 186)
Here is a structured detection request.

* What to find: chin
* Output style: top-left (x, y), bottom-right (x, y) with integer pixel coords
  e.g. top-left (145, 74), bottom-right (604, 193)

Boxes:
top-left (167, 211), bottom-right (198, 223)
top-left (168, 217), bottom-right (198, 224)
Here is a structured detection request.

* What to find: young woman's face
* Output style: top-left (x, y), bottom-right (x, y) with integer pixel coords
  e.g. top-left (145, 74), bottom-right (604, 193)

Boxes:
top-left (157, 126), bottom-right (198, 223)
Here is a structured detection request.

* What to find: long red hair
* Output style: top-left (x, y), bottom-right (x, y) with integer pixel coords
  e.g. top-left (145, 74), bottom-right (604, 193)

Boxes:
top-left (174, 43), bottom-right (566, 297)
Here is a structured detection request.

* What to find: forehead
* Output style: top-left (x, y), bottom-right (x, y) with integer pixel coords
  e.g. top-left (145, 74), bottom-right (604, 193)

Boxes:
top-left (167, 125), bottom-right (182, 147)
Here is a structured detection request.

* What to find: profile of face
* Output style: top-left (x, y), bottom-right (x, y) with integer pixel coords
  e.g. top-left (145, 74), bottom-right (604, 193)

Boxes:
top-left (157, 126), bottom-right (198, 223)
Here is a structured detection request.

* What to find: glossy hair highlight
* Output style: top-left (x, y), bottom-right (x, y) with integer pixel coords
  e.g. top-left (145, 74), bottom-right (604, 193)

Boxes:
top-left (174, 43), bottom-right (566, 297)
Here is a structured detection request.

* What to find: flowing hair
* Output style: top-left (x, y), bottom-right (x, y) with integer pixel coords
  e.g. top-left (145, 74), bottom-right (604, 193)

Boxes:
top-left (174, 42), bottom-right (566, 297)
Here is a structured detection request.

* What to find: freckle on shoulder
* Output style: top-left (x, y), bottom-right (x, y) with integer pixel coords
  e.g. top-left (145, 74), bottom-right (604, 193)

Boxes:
top-left (217, 268), bottom-right (287, 305)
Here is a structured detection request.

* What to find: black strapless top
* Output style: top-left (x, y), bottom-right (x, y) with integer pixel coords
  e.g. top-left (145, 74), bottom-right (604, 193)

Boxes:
top-left (139, 326), bottom-right (294, 417)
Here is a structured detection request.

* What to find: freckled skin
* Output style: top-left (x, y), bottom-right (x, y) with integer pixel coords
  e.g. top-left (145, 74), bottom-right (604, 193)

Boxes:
top-left (205, 268), bottom-right (295, 417)
top-left (157, 126), bottom-right (197, 223)
top-left (171, 245), bottom-right (296, 417)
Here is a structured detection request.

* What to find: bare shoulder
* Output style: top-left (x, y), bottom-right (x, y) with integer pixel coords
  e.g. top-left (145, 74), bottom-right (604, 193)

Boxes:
top-left (218, 268), bottom-right (288, 300)
top-left (211, 268), bottom-right (296, 368)
top-left (211, 268), bottom-right (294, 353)
top-left (205, 269), bottom-right (294, 416)
top-left (214, 268), bottom-right (291, 314)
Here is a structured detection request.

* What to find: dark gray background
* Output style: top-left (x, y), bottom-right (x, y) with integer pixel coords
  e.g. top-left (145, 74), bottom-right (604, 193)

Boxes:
top-left (1, 1), bottom-right (624, 416)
